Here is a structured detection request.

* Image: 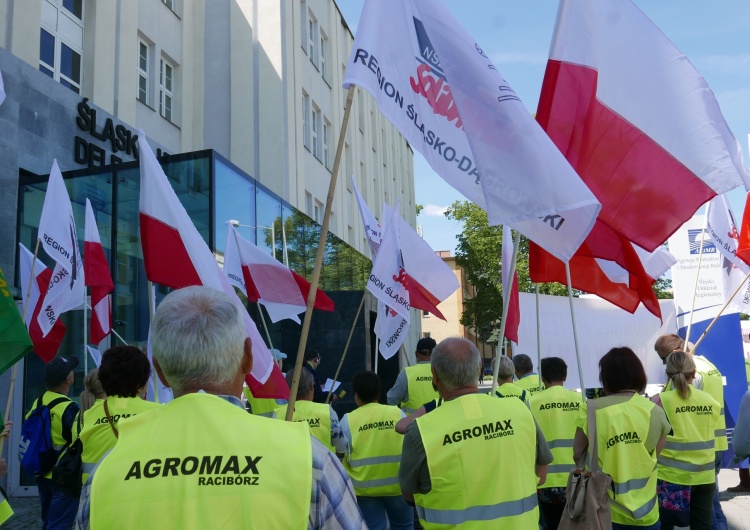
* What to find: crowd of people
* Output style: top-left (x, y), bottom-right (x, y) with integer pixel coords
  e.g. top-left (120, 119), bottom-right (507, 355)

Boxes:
top-left (2, 285), bottom-right (746, 529)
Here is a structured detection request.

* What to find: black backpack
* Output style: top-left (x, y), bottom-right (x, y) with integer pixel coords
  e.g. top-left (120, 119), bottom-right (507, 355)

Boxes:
top-left (52, 412), bottom-right (83, 496)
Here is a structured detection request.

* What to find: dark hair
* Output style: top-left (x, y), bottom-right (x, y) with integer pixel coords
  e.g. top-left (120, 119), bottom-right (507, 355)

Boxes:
top-left (541, 357), bottom-right (567, 383)
top-left (353, 371), bottom-right (381, 403)
top-left (654, 334), bottom-right (684, 357)
top-left (512, 354), bottom-right (533, 374)
top-left (98, 346), bottom-right (152, 398)
top-left (304, 349), bottom-right (320, 362)
top-left (599, 347), bottom-right (647, 393)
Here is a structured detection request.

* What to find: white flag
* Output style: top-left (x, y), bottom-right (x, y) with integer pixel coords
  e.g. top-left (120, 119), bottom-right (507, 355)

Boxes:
top-left (352, 176), bottom-right (382, 260)
top-left (367, 207), bottom-right (410, 320)
top-left (343, 0), bottom-right (600, 261)
top-left (37, 160), bottom-right (84, 336)
top-left (706, 195), bottom-right (750, 313)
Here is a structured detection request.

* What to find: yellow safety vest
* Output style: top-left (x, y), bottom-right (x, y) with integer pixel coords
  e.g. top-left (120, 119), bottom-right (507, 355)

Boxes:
top-left (488, 382), bottom-right (528, 405)
top-left (657, 389), bottom-right (720, 486)
top-left (80, 396), bottom-right (160, 484)
top-left (243, 387), bottom-right (278, 417)
top-left (25, 391), bottom-right (75, 479)
top-left (530, 386), bottom-right (583, 488)
top-left (0, 491), bottom-right (12, 526)
top-left (694, 355), bottom-right (727, 451)
top-left (90, 393), bottom-right (311, 530)
top-left (401, 363), bottom-right (439, 414)
top-left (745, 359), bottom-right (750, 391)
top-left (344, 403), bottom-right (404, 497)
top-left (414, 393), bottom-right (538, 528)
top-left (516, 374), bottom-right (544, 395)
top-left (276, 400), bottom-right (333, 452)
top-left (593, 395), bottom-right (659, 526)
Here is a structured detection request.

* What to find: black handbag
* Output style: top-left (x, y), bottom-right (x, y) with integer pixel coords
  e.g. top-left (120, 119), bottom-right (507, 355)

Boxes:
top-left (51, 413), bottom-right (83, 496)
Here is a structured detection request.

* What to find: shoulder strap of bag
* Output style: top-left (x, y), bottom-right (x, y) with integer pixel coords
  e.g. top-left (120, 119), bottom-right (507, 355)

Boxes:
top-left (587, 399), bottom-right (600, 472)
top-left (103, 399), bottom-right (119, 439)
top-left (45, 397), bottom-right (70, 411)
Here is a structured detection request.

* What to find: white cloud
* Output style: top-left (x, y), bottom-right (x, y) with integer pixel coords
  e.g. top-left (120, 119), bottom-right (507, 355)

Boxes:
top-left (422, 204), bottom-right (449, 217)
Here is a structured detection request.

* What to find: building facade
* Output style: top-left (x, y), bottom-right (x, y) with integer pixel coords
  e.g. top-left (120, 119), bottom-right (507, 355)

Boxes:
top-left (0, 0), bottom-right (417, 496)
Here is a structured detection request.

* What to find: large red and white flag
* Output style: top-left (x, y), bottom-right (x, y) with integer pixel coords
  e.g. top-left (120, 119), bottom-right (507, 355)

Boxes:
top-left (540, 0), bottom-right (750, 252)
top-left (224, 224), bottom-right (334, 323)
top-left (84, 199), bottom-right (114, 344)
top-left (367, 208), bottom-right (410, 321)
top-left (501, 226), bottom-right (520, 344)
top-left (138, 133), bottom-right (287, 399)
top-left (37, 160), bottom-right (85, 336)
top-left (343, 0), bottom-right (600, 262)
top-left (18, 243), bottom-right (67, 361)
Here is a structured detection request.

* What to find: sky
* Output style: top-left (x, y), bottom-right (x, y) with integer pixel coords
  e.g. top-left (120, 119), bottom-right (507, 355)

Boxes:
top-left (336, 0), bottom-right (750, 255)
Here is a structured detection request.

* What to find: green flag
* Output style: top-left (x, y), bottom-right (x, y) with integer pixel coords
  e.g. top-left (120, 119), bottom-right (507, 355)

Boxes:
top-left (0, 265), bottom-right (33, 375)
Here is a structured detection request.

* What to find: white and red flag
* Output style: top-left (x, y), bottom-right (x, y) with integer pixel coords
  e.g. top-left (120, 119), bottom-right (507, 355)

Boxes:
top-left (501, 226), bottom-right (520, 344)
top-left (344, 0), bottom-right (600, 262)
top-left (84, 199), bottom-right (114, 344)
top-left (367, 207), bottom-right (411, 321)
top-left (138, 133), bottom-right (287, 399)
top-left (37, 160), bottom-right (85, 336)
top-left (18, 243), bottom-right (67, 361)
top-left (224, 223), bottom-right (334, 323)
top-left (539, 0), bottom-right (750, 251)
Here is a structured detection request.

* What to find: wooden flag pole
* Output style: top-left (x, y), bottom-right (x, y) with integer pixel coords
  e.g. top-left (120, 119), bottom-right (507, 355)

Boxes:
top-left (1, 239), bottom-right (41, 456)
top-left (401, 345), bottom-right (411, 367)
top-left (535, 283), bottom-right (543, 391)
top-left (685, 217), bottom-right (708, 345)
top-left (326, 292), bottom-right (366, 404)
top-left (565, 262), bottom-right (587, 401)
top-left (286, 85), bottom-right (355, 421)
top-left (689, 270), bottom-right (750, 354)
top-left (490, 230), bottom-right (520, 395)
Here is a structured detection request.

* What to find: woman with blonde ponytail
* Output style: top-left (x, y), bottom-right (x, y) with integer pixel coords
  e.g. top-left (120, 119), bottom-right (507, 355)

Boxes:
top-left (79, 369), bottom-right (106, 415)
top-left (653, 351), bottom-right (721, 529)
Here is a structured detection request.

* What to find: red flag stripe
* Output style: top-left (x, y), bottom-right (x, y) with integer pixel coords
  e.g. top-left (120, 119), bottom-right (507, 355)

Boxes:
top-left (139, 213), bottom-right (203, 289)
top-left (290, 271), bottom-right (335, 312)
top-left (29, 269), bottom-right (66, 361)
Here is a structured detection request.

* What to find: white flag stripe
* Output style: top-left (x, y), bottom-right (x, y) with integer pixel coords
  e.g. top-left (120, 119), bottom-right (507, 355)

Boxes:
top-left (344, 0), bottom-right (600, 261)
top-left (376, 301), bottom-right (409, 360)
top-left (19, 243), bottom-right (44, 327)
top-left (86, 345), bottom-right (102, 368)
top-left (37, 160), bottom-right (85, 336)
top-left (367, 207), bottom-right (410, 321)
top-left (352, 176), bottom-right (382, 260)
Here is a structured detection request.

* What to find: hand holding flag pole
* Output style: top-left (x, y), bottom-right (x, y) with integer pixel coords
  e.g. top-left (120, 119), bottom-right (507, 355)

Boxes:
top-left (286, 85), bottom-right (356, 421)
top-left (490, 230), bottom-right (520, 396)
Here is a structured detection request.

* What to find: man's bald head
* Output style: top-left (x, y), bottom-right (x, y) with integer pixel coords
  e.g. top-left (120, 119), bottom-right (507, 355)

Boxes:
top-left (431, 337), bottom-right (482, 390)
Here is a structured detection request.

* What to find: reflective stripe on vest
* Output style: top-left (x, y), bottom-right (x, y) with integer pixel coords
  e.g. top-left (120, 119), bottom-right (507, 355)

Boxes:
top-left (400, 363), bottom-right (438, 414)
top-left (594, 395), bottom-right (659, 526)
top-left (90, 393), bottom-right (311, 529)
top-left (529, 386), bottom-right (583, 489)
top-left (344, 403), bottom-right (404, 497)
top-left (276, 401), bottom-right (333, 452)
top-left (414, 393), bottom-right (539, 528)
top-left (243, 387), bottom-right (278, 417)
top-left (657, 389), bottom-right (719, 486)
top-left (489, 383), bottom-right (528, 405)
top-left (694, 356), bottom-right (727, 451)
top-left (80, 397), bottom-right (160, 484)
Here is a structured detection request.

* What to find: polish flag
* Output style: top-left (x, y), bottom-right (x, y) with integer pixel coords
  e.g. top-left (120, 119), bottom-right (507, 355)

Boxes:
top-left (539, 0), bottom-right (750, 253)
top-left (224, 224), bottom-right (334, 323)
top-left (84, 199), bottom-right (114, 345)
top-left (18, 243), bottom-right (66, 362)
top-left (37, 161), bottom-right (85, 336)
top-left (138, 133), bottom-right (287, 399)
top-left (736, 192), bottom-right (750, 267)
top-left (502, 226), bottom-right (520, 344)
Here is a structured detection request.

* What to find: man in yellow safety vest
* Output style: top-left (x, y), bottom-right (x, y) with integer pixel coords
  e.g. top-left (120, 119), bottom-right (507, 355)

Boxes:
top-left (513, 353), bottom-right (545, 396)
top-left (399, 337), bottom-right (552, 528)
top-left (387, 337), bottom-right (439, 414)
top-left (78, 286), bottom-right (365, 530)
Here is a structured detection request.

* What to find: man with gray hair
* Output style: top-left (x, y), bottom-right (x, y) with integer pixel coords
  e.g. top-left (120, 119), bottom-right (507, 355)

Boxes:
top-left (513, 353), bottom-right (544, 396)
top-left (78, 286), bottom-right (365, 530)
top-left (399, 337), bottom-right (552, 528)
top-left (489, 355), bottom-right (529, 404)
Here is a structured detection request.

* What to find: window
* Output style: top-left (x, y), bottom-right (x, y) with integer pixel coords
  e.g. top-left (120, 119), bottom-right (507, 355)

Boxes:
top-left (302, 92), bottom-right (310, 150)
top-left (312, 106), bottom-right (321, 160)
top-left (320, 30), bottom-right (328, 80)
top-left (305, 192), bottom-right (313, 218)
top-left (307, 12), bottom-right (318, 65)
top-left (162, 0), bottom-right (175, 10)
top-left (137, 40), bottom-right (149, 104)
top-left (39, 0), bottom-right (84, 93)
top-left (323, 119), bottom-right (330, 169)
top-left (300, 1), bottom-right (307, 54)
top-left (314, 200), bottom-right (323, 224)
top-left (160, 58), bottom-right (174, 122)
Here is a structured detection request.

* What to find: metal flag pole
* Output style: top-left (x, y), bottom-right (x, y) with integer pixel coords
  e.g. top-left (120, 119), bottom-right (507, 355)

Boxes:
top-left (286, 85), bottom-right (356, 422)
top-left (490, 230), bottom-right (521, 395)
top-left (1, 239), bottom-right (40, 456)
top-left (535, 283), bottom-right (542, 391)
top-left (691, 270), bottom-right (750, 353)
top-left (147, 281), bottom-right (159, 404)
top-left (256, 303), bottom-right (275, 350)
top-left (83, 288), bottom-right (88, 375)
top-left (374, 338), bottom-right (380, 373)
top-left (564, 262), bottom-right (586, 401)
top-left (684, 217), bottom-right (708, 349)
top-left (326, 292), bottom-right (366, 404)
top-left (84, 302), bottom-right (128, 346)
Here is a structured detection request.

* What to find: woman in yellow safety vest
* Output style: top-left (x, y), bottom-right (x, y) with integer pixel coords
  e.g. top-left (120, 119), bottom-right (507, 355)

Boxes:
top-left (652, 351), bottom-right (720, 530)
top-left (573, 347), bottom-right (671, 530)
